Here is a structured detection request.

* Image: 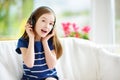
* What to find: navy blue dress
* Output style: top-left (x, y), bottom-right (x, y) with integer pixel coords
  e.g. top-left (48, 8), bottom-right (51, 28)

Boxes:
top-left (16, 38), bottom-right (58, 80)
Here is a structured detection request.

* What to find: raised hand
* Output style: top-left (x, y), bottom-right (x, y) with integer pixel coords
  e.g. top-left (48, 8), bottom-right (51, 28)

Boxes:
top-left (25, 23), bottom-right (35, 38)
top-left (42, 29), bottom-right (55, 42)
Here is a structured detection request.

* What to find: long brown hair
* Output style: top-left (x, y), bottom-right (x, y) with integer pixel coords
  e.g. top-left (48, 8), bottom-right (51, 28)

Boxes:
top-left (21, 6), bottom-right (62, 59)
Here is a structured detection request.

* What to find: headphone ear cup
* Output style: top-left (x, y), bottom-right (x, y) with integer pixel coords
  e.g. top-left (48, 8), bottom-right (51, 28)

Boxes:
top-left (30, 17), bottom-right (36, 27)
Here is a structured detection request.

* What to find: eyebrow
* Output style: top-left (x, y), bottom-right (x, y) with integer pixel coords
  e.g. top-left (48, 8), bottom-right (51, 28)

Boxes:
top-left (41, 17), bottom-right (54, 23)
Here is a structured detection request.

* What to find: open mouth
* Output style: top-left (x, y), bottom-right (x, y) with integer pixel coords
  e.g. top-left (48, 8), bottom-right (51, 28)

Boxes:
top-left (41, 29), bottom-right (47, 33)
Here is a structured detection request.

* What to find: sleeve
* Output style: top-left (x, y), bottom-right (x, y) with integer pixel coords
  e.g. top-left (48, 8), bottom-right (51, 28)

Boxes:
top-left (48, 39), bottom-right (54, 50)
top-left (15, 38), bottom-right (28, 54)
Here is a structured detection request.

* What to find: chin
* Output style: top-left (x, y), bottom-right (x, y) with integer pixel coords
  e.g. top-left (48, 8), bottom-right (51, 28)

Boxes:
top-left (41, 34), bottom-right (47, 38)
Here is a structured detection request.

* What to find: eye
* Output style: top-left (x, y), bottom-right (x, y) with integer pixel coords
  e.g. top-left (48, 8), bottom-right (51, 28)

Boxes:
top-left (49, 23), bottom-right (54, 26)
top-left (42, 20), bottom-right (45, 22)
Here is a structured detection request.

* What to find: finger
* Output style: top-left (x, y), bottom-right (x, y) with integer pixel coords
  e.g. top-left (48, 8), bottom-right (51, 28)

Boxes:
top-left (25, 25), bottom-right (32, 31)
top-left (48, 32), bottom-right (54, 38)
top-left (25, 23), bottom-right (32, 28)
top-left (51, 29), bottom-right (55, 35)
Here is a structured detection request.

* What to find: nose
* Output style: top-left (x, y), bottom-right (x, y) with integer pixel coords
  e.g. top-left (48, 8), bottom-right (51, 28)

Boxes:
top-left (44, 23), bottom-right (50, 28)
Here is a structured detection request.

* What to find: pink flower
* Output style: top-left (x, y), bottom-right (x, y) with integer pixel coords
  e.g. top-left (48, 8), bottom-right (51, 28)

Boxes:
top-left (82, 26), bottom-right (91, 33)
top-left (62, 22), bottom-right (71, 36)
top-left (72, 23), bottom-right (79, 32)
top-left (61, 22), bottom-right (91, 40)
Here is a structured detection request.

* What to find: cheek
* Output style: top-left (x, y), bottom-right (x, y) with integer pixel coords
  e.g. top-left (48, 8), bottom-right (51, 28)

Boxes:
top-left (36, 20), bottom-right (43, 27)
top-left (35, 22), bottom-right (43, 30)
top-left (50, 26), bottom-right (53, 30)
top-left (34, 25), bottom-right (41, 33)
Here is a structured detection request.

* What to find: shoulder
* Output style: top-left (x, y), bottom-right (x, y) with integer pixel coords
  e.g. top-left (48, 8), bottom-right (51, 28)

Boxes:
top-left (48, 39), bottom-right (54, 50)
top-left (18, 37), bottom-right (28, 42)
top-left (16, 38), bottom-right (28, 54)
top-left (17, 38), bottom-right (28, 45)
top-left (48, 39), bottom-right (53, 44)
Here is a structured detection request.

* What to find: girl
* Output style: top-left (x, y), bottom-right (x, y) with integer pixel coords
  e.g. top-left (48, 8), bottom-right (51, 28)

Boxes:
top-left (16, 6), bottom-right (63, 80)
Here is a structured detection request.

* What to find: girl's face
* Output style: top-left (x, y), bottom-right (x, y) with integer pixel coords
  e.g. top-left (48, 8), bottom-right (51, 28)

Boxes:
top-left (34, 13), bottom-right (55, 40)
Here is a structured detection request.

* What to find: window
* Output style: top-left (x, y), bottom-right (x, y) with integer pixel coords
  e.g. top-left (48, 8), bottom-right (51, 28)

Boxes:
top-left (0, 0), bottom-right (91, 40)
top-left (0, 0), bottom-right (33, 40)
top-left (115, 0), bottom-right (120, 44)
top-left (34, 0), bottom-right (91, 37)
top-left (91, 0), bottom-right (115, 44)
top-left (91, 0), bottom-right (120, 54)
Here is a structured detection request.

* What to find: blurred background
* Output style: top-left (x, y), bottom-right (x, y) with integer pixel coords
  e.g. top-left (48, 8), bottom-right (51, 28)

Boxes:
top-left (0, 0), bottom-right (120, 53)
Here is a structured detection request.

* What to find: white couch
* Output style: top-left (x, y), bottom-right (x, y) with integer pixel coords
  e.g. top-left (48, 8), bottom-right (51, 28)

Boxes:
top-left (0, 37), bottom-right (120, 80)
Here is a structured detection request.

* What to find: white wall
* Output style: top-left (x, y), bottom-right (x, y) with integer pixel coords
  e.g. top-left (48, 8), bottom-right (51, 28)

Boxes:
top-left (91, 0), bottom-right (115, 45)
